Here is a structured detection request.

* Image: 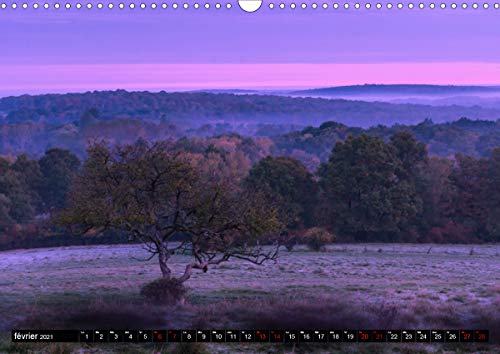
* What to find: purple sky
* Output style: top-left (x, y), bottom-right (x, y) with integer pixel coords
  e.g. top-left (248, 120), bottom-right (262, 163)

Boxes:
top-left (1, 6), bottom-right (500, 95)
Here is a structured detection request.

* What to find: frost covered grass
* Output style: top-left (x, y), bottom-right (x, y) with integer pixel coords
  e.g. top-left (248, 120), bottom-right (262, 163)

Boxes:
top-left (0, 243), bottom-right (498, 353)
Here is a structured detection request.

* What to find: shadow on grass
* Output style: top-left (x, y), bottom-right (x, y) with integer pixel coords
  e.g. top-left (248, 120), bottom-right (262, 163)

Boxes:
top-left (17, 298), bottom-right (168, 330)
top-left (191, 294), bottom-right (500, 344)
top-left (8, 292), bottom-right (499, 351)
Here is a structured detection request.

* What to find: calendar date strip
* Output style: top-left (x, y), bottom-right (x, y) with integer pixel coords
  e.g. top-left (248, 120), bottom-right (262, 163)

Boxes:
top-left (12, 329), bottom-right (489, 343)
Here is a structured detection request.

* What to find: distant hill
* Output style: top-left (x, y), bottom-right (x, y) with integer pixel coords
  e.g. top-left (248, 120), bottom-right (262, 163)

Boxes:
top-left (291, 84), bottom-right (500, 97)
top-left (2, 90), bottom-right (500, 128)
top-left (187, 89), bottom-right (260, 94)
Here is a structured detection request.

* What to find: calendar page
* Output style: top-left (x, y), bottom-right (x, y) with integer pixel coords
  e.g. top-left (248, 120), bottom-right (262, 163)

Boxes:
top-left (1, 3), bottom-right (499, 353)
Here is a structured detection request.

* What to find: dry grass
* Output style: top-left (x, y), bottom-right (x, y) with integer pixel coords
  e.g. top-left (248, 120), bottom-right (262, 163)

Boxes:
top-left (0, 243), bottom-right (499, 353)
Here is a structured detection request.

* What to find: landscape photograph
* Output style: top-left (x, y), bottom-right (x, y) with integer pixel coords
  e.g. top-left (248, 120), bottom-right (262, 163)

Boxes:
top-left (1, 5), bottom-right (499, 354)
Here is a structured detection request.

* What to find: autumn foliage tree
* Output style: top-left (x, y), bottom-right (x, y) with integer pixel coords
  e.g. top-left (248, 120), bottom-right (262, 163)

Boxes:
top-left (59, 140), bottom-right (280, 283)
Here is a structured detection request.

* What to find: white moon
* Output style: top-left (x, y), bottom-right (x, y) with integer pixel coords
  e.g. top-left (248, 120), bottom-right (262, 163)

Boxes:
top-left (238, 0), bottom-right (263, 12)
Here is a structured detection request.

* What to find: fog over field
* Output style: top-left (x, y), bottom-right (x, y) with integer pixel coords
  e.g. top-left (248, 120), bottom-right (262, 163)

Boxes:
top-left (287, 85), bottom-right (500, 109)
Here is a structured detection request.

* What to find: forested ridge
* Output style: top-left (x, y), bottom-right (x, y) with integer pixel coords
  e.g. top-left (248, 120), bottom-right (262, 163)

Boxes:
top-left (2, 89), bottom-right (500, 125)
top-left (275, 118), bottom-right (500, 170)
top-left (1, 91), bottom-right (500, 163)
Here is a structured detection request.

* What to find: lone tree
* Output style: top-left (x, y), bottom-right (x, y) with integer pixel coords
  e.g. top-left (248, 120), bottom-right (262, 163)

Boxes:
top-left (59, 141), bottom-right (280, 283)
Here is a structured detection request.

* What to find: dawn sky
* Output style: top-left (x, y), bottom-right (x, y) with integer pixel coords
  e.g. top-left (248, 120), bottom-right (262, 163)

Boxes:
top-left (1, 6), bottom-right (500, 95)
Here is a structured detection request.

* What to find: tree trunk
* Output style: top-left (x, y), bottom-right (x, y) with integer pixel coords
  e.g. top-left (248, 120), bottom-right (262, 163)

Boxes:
top-left (178, 263), bottom-right (196, 283)
top-left (158, 246), bottom-right (171, 279)
top-left (178, 262), bottom-right (209, 283)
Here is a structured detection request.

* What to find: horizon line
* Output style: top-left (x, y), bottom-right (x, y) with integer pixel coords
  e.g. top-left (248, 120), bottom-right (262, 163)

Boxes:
top-left (2, 62), bottom-right (500, 97)
top-left (3, 84), bottom-right (500, 100)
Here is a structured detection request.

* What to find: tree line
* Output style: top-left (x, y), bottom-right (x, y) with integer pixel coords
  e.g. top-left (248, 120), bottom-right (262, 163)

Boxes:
top-left (0, 131), bottom-right (499, 252)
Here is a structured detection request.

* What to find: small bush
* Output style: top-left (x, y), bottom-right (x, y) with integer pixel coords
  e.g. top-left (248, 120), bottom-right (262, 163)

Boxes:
top-left (302, 227), bottom-right (335, 252)
top-left (140, 277), bottom-right (187, 305)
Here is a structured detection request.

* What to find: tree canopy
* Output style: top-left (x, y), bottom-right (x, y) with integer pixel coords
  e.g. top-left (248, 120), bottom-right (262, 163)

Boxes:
top-left (319, 134), bottom-right (423, 241)
top-left (245, 156), bottom-right (317, 230)
top-left (59, 141), bottom-right (280, 282)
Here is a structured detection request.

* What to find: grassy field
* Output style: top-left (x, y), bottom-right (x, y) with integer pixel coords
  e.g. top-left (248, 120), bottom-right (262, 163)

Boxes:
top-left (0, 243), bottom-right (498, 353)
